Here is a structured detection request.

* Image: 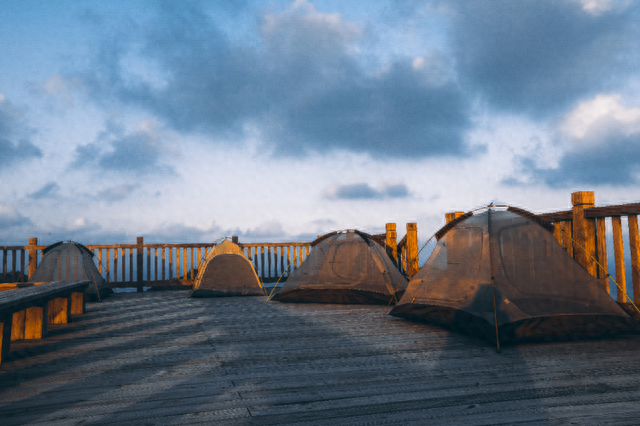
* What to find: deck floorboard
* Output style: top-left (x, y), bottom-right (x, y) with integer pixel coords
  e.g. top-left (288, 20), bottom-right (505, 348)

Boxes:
top-left (1, 291), bottom-right (640, 425)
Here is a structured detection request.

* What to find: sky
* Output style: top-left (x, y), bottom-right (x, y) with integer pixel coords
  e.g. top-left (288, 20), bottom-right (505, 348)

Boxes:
top-left (1, 0), bottom-right (640, 247)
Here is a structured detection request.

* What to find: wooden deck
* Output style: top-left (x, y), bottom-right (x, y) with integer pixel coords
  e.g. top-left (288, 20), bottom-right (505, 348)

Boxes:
top-left (1, 291), bottom-right (640, 425)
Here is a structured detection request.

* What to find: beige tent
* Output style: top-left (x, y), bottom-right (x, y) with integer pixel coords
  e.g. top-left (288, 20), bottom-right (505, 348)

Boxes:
top-left (272, 230), bottom-right (408, 304)
top-left (191, 240), bottom-right (265, 297)
top-left (391, 208), bottom-right (638, 343)
top-left (29, 241), bottom-right (113, 301)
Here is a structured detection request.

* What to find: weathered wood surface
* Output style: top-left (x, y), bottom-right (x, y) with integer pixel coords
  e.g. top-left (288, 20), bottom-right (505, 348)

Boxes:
top-left (1, 292), bottom-right (640, 425)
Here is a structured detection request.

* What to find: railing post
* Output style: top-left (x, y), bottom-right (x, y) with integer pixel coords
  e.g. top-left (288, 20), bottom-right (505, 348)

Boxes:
top-left (28, 238), bottom-right (38, 281)
top-left (445, 212), bottom-right (465, 224)
top-left (385, 223), bottom-right (397, 265)
top-left (406, 223), bottom-right (419, 278)
top-left (136, 237), bottom-right (144, 293)
top-left (572, 191), bottom-right (597, 277)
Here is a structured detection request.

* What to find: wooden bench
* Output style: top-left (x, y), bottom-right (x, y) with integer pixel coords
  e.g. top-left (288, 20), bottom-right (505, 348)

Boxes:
top-left (0, 280), bottom-right (91, 363)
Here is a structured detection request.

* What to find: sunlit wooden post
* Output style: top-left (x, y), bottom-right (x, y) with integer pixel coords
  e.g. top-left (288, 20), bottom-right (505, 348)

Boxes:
top-left (385, 223), bottom-right (397, 265)
top-left (136, 237), bottom-right (144, 292)
top-left (628, 215), bottom-right (640, 304)
top-left (406, 223), bottom-right (419, 278)
top-left (28, 237), bottom-right (38, 280)
top-left (445, 212), bottom-right (464, 224)
top-left (572, 191), bottom-right (597, 277)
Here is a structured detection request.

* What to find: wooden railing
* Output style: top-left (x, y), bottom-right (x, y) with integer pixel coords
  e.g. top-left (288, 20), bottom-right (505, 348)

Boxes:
top-left (537, 191), bottom-right (640, 305)
top-left (0, 237), bottom-right (317, 289)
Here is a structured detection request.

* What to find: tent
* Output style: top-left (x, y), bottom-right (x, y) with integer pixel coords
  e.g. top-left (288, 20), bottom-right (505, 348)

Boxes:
top-left (191, 239), bottom-right (265, 297)
top-left (29, 241), bottom-right (113, 301)
top-left (390, 208), bottom-right (638, 343)
top-left (272, 230), bottom-right (408, 304)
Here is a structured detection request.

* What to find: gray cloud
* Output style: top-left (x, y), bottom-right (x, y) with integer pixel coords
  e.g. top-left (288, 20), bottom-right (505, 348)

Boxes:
top-left (71, 119), bottom-right (173, 176)
top-left (443, 0), bottom-right (640, 116)
top-left (28, 182), bottom-right (60, 200)
top-left (328, 182), bottom-right (410, 200)
top-left (0, 98), bottom-right (42, 169)
top-left (82, 1), bottom-right (473, 159)
top-left (97, 184), bottom-right (138, 202)
top-left (528, 135), bottom-right (640, 187)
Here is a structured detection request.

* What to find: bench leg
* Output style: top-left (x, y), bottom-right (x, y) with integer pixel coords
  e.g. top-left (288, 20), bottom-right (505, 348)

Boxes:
top-left (48, 296), bottom-right (71, 324)
top-left (0, 317), bottom-right (12, 364)
top-left (25, 305), bottom-right (47, 339)
top-left (11, 310), bottom-right (26, 341)
top-left (70, 292), bottom-right (85, 315)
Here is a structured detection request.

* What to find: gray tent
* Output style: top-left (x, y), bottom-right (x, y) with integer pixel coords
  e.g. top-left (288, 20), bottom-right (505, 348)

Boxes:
top-left (191, 240), bottom-right (264, 297)
top-left (391, 208), bottom-right (638, 343)
top-left (273, 230), bottom-right (408, 304)
top-left (29, 241), bottom-right (113, 301)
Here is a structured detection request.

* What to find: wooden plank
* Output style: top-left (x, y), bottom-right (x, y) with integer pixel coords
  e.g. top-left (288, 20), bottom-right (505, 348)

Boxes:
top-left (628, 215), bottom-right (640, 305)
top-left (280, 246), bottom-right (284, 277)
top-left (538, 210), bottom-right (573, 222)
top-left (261, 246), bottom-right (265, 279)
top-left (572, 191), bottom-right (597, 277)
top-left (175, 248), bottom-right (180, 279)
top-left (11, 310), bottom-right (25, 341)
top-left (11, 250), bottom-right (16, 282)
top-left (586, 202), bottom-right (640, 218)
top-left (267, 246), bottom-right (272, 278)
top-left (183, 247), bottom-right (187, 280)
top-left (97, 249), bottom-right (102, 275)
top-left (24, 305), bottom-right (46, 339)
top-left (162, 248), bottom-right (166, 281)
top-left (612, 216), bottom-right (627, 303)
top-left (106, 249), bottom-right (110, 283)
top-left (154, 248), bottom-right (158, 281)
top-left (190, 247), bottom-right (194, 280)
top-left (596, 217), bottom-right (609, 293)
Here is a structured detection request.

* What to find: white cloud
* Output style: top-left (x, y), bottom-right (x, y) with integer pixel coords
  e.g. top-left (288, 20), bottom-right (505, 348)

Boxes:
top-left (560, 94), bottom-right (640, 142)
top-left (570, 0), bottom-right (631, 15)
top-left (261, 0), bottom-right (362, 50)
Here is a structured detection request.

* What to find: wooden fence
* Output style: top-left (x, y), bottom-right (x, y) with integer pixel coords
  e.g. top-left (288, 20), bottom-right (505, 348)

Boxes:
top-left (0, 237), bottom-right (316, 289)
top-left (4, 191), bottom-right (639, 299)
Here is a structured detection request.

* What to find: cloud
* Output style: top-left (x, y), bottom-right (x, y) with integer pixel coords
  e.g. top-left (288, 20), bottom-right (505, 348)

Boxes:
top-left (28, 182), bottom-right (61, 199)
top-left (510, 93), bottom-right (640, 186)
top-left (71, 118), bottom-right (173, 175)
top-left (33, 74), bottom-right (85, 106)
top-left (0, 95), bottom-right (42, 169)
top-left (443, 0), bottom-right (640, 116)
top-left (97, 184), bottom-right (138, 202)
top-left (327, 182), bottom-right (410, 200)
top-left (81, 0), bottom-right (472, 159)
top-left (0, 204), bottom-right (33, 228)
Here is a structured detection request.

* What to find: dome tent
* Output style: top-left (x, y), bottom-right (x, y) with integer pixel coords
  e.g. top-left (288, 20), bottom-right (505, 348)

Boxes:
top-left (191, 239), bottom-right (265, 297)
top-left (272, 230), bottom-right (408, 304)
top-left (29, 241), bottom-right (113, 301)
top-left (390, 207), bottom-right (638, 344)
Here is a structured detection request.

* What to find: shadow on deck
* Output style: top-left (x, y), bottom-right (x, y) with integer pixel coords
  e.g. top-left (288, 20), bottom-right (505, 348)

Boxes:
top-left (1, 291), bottom-right (640, 425)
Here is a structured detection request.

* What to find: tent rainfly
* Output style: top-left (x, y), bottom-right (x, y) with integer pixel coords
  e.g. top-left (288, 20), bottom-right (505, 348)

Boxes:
top-left (272, 230), bottom-right (408, 304)
top-left (29, 241), bottom-right (113, 301)
top-left (191, 239), bottom-right (265, 297)
top-left (390, 208), bottom-right (639, 343)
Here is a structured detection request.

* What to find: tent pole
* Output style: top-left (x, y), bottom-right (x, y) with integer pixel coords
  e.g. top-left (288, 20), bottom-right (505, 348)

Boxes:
top-left (487, 208), bottom-right (501, 352)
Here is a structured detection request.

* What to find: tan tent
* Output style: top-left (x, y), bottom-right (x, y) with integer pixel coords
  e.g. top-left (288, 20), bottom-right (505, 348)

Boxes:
top-left (391, 208), bottom-right (638, 343)
top-left (272, 230), bottom-right (408, 304)
top-left (191, 240), bottom-right (265, 297)
top-left (29, 241), bottom-right (113, 301)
